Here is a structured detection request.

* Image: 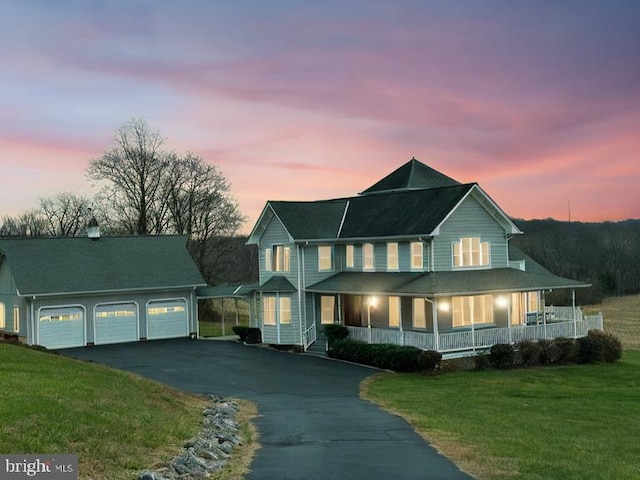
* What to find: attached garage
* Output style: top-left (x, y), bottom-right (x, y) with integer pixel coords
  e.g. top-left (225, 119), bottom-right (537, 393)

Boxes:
top-left (94, 303), bottom-right (139, 345)
top-left (146, 299), bottom-right (189, 340)
top-left (38, 306), bottom-right (85, 349)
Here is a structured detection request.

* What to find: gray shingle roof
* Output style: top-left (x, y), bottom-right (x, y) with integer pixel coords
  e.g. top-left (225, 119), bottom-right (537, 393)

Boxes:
top-left (360, 158), bottom-right (461, 194)
top-left (0, 235), bottom-right (206, 296)
top-left (257, 276), bottom-right (297, 292)
top-left (306, 268), bottom-right (589, 297)
top-left (269, 200), bottom-right (347, 239)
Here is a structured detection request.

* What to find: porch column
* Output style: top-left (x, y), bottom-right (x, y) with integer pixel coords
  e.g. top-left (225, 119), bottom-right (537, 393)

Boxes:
top-left (221, 298), bottom-right (226, 336)
top-left (430, 298), bottom-right (439, 351)
top-left (471, 318), bottom-right (476, 353)
top-left (572, 289), bottom-right (577, 338)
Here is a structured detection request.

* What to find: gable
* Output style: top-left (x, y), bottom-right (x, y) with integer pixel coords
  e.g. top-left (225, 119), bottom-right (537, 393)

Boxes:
top-left (0, 255), bottom-right (17, 293)
top-left (0, 235), bottom-right (205, 296)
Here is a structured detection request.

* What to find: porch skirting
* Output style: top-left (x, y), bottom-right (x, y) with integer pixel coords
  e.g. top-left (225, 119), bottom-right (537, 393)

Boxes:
top-left (345, 314), bottom-right (603, 356)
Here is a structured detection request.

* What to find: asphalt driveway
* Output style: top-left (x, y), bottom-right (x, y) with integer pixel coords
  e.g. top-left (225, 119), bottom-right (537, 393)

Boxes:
top-left (64, 339), bottom-right (473, 480)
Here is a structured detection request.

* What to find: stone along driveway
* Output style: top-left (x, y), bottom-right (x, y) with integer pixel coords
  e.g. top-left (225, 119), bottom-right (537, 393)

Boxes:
top-left (64, 339), bottom-right (473, 480)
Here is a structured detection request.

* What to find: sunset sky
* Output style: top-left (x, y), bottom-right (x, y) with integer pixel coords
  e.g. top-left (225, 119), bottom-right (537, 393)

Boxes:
top-left (1, 1), bottom-right (639, 232)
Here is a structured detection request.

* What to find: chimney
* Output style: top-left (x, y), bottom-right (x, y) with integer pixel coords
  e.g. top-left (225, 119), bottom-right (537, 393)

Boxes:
top-left (87, 215), bottom-right (100, 240)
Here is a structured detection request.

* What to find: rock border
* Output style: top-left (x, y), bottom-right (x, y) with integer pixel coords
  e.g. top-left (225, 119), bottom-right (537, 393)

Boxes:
top-left (139, 396), bottom-right (242, 480)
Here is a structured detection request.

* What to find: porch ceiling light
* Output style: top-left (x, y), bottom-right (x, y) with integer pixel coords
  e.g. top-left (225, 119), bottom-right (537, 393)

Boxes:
top-left (495, 295), bottom-right (508, 308)
top-left (438, 301), bottom-right (450, 312)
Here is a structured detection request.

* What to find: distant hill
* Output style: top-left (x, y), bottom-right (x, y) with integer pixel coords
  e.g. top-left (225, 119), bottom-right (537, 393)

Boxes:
top-left (511, 218), bottom-right (640, 303)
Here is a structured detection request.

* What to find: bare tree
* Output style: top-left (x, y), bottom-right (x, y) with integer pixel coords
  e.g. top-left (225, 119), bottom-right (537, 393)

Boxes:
top-left (39, 192), bottom-right (92, 237)
top-left (87, 118), bottom-right (170, 234)
top-left (0, 210), bottom-right (48, 236)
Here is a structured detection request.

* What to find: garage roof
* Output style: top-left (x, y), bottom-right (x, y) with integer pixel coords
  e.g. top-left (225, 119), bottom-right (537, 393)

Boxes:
top-left (0, 235), bottom-right (206, 296)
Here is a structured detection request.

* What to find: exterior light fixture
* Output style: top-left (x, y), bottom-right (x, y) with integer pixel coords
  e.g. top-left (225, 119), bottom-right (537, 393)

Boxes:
top-left (495, 296), bottom-right (508, 308)
top-left (438, 301), bottom-right (450, 312)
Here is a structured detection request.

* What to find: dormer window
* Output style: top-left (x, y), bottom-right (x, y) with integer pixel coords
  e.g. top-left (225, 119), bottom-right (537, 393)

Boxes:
top-left (453, 237), bottom-right (490, 268)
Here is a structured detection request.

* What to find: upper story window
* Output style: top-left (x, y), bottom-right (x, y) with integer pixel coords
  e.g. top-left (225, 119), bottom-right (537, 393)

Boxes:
top-left (453, 237), bottom-right (490, 268)
top-left (318, 245), bottom-right (333, 271)
top-left (265, 244), bottom-right (290, 272)
top-left (345, 244), bottom-right (355, 268)
top-left (410, 242), bottom-right (423, 270)
top-left (363, 243), bottom-right (374, 271)
top-left (387, 243), bottom-right (399, 270)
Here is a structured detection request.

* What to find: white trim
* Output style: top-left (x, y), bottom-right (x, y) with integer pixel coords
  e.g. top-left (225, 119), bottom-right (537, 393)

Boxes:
top-left (336, 200), bottom-right (350, 238)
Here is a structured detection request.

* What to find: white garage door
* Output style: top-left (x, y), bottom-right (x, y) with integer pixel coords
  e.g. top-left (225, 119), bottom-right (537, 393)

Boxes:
top-left (146, 299), bottom-right (189, 340)
top-left (39, 306), bottom-right (85, 349)
top-left (94, 303), bottom-right (139, 345)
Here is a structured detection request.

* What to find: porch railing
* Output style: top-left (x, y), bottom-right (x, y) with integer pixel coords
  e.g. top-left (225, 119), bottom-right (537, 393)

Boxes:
top-left (345, 313), bottom-right (604, 355)
top-left (302, 323), bottom-right (317, 352)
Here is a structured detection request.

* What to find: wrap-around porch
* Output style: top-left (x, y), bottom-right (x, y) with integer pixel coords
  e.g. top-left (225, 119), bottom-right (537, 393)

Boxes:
top-left (345, 306), bottom-right (604, 355)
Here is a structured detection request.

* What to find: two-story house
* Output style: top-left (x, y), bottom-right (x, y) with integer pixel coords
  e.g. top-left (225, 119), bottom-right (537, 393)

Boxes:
top-left (244, 158), bottom-right (603, 356)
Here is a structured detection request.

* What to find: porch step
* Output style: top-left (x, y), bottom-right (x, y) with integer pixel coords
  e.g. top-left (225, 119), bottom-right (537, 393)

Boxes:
top-left (305, 337), bottom-right (328, 356)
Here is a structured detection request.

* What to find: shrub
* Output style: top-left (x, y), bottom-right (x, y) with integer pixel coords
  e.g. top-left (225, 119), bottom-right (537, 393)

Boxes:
top-left (245, 327), bottom-right (262, 344)
top-left (538, 339), bottom-right (561, 365)
top-left (553, 337), bottom-right (579, 364)
top-left (577, 330), bottom-right (623, 364)
top-left (417, 350), bottom-right (443, 372)
top-left (489, 343), bottom-right (516, 369)
top-left (516, 340), bottom-right (542, 367)
top-left (328, 339), bottom-right (424, 372)
top-left (323, 324), bottom-right (349, 346)
top-left (232, 326), bottom-right (249, 342)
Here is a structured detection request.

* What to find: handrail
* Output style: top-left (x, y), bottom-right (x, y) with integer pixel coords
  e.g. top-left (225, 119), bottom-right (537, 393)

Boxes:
top-left (302, 323), bottom-right (317, 351)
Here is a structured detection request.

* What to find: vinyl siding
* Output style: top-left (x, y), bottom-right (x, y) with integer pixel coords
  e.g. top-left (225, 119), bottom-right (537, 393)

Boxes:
top-left (303, 244), bottom-right (337, 287)
top-left (259, 216), bottom-right (298, 286)
top-left (433, 196), bottom-right (508, 271)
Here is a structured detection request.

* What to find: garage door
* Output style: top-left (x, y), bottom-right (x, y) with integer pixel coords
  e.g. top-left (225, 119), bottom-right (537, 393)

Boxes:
top-left (95, 303), bottom-right (139, 345)
top-left (39, 306), bottom-right (85, 349)
top-left (146, 299), bottom-right (189, 340)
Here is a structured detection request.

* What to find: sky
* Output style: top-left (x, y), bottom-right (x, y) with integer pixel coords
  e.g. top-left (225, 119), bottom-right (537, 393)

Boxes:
top-left (1, 1), bottom-right (639, 233)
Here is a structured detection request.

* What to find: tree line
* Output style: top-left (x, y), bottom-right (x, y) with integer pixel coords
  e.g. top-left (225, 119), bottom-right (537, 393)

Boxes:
top-left (0, 118), bottom-right (245, 284)
top-left (511, 218), bottom-right (640, 304)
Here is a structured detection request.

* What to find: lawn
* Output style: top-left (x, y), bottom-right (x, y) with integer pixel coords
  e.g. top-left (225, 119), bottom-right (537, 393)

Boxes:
top-left (364, 294), bottom-right (640, 480)
top-left (0, 343), bottom-right (254, 480)
top-left (199, 320), bottom-right (247, 337)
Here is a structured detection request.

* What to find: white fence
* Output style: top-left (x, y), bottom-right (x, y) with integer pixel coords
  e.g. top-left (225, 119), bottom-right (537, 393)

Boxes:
top-left (346, 312), bottom-right (604, 355)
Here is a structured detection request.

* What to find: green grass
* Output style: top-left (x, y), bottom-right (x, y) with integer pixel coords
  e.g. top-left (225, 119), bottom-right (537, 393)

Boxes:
top-left (363, 351), bottom-right (640, 480)
top-left (0, 343), bottom-right (208, 479)
top-left (199, 320), bottom-right (248, 337)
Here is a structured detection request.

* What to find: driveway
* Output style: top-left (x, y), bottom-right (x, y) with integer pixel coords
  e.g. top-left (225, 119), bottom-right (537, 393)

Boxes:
top-left (64, 339), bottom-right (473, 480)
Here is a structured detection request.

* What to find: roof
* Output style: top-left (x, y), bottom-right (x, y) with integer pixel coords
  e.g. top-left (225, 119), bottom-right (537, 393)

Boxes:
top-left (360, 158), bottom-right (461, 194)
top-left (0, 235), bottom-right (206, 296)
top-left (248, 159), bottom-right (519, 243)
top-left (257, 276), bottom-right (297, 292)
top-left (306, 269), bottom-right (589, 297)
top-left (197, 283), bottom-right (259, 299)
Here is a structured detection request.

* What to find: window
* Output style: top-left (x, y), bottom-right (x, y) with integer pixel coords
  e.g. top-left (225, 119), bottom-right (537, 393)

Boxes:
top-left (263, 296), bottom-right (277, 326)
top-left (527, 292), bottom-right (539, 312)
top-left (13, 306), bottom-right (19, 331)
top-left (0, 302), bottom-right (5, 329)
top-left (262, 296), bottom-right (291, 325)
top-left (321, 296), bottom-right (335, 324)
top-left (389, 297), bottom-right (401, 328)
top-left (345, 244), bottom-right (355, 268)
top-left (412, 298), bottom-right (426, 329)
top-left (266, 245), bottom-right (290, 272)
top-left (318, 245), bottom-right (333, 271)
top-left (452, 295), bottom-right (494, 327)
top-left (363, 243), bottom-right (374, 270)
top-left (411, 242), bottom-right (423, 269)
top-left (279, 297), bottom-right (292, 324)
top-left (387, 243), bottom-right (399, 270)
top-left (453, 237), bottom-right (490, 268)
